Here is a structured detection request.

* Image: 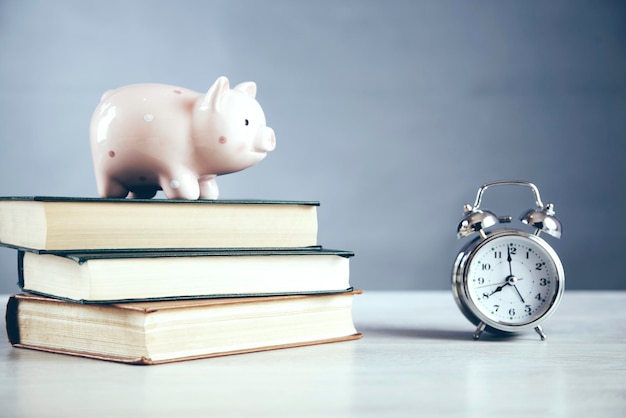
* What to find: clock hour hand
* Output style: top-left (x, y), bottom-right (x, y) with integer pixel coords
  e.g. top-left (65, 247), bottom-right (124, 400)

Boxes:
top-left (488, 283), bottom-right (509, 296)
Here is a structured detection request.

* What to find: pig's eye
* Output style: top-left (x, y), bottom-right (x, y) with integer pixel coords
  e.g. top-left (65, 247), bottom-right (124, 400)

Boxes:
top-left (244, 119), bottom-right (249, 126)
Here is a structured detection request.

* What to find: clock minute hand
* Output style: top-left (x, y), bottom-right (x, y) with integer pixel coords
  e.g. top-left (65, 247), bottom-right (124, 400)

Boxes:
top-left (512, 284), bottom-right (526, 303)
top-left (507, 245), bottom-right (513, 276)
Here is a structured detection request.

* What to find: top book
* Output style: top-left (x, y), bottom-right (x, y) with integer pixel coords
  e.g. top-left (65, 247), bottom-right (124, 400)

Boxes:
top-left (0, 197), bottom-right (319, 251)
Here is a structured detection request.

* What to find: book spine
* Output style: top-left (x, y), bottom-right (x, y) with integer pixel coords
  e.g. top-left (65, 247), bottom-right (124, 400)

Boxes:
top-left (5, 295), bottom-right (20, 344)
top-left (17, 251), bottom-right (25, 289)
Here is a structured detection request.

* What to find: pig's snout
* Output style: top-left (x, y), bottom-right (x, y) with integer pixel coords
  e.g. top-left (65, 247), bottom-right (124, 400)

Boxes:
top-left (254, 126), bottom-right (276, 152)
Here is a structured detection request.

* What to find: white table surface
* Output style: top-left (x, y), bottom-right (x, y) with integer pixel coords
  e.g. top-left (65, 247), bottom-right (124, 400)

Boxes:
top-left (1, 291), bottom-right (625, 418)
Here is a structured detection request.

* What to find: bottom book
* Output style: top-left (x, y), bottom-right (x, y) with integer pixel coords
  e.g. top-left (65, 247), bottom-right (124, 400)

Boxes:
top-left (5, 290), bottom-right (362, 365)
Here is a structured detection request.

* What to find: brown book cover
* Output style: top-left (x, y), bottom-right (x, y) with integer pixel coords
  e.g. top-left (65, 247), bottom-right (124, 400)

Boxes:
top-left (6, 290), bottom-right (362, 365)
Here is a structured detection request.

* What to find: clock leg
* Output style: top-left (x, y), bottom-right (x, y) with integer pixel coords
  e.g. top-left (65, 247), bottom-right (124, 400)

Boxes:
top-left (534, 326), bottom-right (547, 341)
top-left (473, 322), bottom-right (486, 340)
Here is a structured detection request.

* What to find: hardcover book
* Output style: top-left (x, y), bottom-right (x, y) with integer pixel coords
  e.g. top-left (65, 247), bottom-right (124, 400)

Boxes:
top-left (0, 196), bottom-right (318, 251)
top-left (6, 291), bottom-right (362, 365)
top-left (17, 247), bottom-right (354, 303)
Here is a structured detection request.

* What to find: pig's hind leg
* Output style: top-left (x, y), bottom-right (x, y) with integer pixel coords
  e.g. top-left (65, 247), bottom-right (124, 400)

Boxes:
top-left (199, 175), bottom-right (219, 200)
top-left (97, 177), bottom-right (129, 198)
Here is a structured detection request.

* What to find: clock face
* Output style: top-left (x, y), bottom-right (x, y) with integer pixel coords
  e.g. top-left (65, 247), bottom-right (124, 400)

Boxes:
top-left (463, 232), bottom-right (563, 328)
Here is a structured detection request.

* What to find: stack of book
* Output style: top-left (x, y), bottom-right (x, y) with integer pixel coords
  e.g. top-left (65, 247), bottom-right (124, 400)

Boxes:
top-left (0, 197), bottom-right (361, 365)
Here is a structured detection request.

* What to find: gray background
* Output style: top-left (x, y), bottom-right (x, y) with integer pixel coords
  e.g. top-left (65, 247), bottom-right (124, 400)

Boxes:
top-left (0, 0), bottom-right (624, 294)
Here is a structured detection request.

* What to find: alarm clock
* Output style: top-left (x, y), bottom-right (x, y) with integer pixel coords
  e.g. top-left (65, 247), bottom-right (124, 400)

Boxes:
top-left (452, 180), bottom-right (565, 340)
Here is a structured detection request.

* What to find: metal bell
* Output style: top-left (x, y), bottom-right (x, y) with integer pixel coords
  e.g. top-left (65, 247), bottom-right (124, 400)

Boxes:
top-left (520, 203), bottom-right (562, 238)
top-left (457, 205), bottom-right (499, 238)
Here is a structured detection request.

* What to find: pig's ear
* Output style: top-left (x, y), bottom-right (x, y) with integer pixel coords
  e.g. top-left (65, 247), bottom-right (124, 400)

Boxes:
top-left (234, 82), bottom-right (257, 98)
top-left (202, 76), bottom-right (230, 112)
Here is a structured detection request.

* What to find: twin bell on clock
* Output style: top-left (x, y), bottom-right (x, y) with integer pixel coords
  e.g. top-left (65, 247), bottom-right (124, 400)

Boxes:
top-left (452, 180), bottom-right (565, 341)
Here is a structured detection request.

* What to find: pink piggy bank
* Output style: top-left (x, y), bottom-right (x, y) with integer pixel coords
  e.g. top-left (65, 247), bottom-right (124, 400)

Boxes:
top-left (89, 76), bottom-right (276, 200)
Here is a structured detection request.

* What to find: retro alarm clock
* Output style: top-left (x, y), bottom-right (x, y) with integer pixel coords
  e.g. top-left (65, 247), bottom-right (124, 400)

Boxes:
top-left (452, 180), bottom-right (565, 340)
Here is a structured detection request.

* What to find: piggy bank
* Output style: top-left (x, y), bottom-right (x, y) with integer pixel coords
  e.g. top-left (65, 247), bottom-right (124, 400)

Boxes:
top-left (89, 76), bottom-right (276, 200)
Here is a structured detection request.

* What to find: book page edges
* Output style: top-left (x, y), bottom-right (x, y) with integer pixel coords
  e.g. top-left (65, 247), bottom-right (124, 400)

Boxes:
top-left (0, 200), bottom-right (47, 249)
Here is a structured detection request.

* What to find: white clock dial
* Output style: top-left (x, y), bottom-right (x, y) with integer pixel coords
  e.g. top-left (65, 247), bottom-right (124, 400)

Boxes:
top-left (465, 233), bottom-right (562, 327)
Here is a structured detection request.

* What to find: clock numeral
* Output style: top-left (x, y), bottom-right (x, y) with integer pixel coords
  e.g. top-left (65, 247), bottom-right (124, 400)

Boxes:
top-left (525, 305), bottom-right (532, 314)
top-left (535, 262), bottom-right (545, 271)
top-left (493, 305), bottom-right (500, 312)
top-left (477, 277), bottom-right (485, 285)
top-left (508, 245), bottom-right (517, 255)
top-left (481, 263), bottom-right (491, 271)
top-left (482, 292), bottom-right (490, 299)
top-left (539, 278), bottom-right (549, 286)
top-left (494, 251), bottom-right (502, 259)
top-left (535, 292), bottom-right (542, 301)
top-left (509, 308), bottom-right (516, 316)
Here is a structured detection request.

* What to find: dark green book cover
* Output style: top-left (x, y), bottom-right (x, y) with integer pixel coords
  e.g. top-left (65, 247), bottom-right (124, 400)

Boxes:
top-left (17, 247), bottom-right (354, 304)
top-left (0, 196), bottom-right (320, 206)
top-left (0, 196), bottom-right (320, 251)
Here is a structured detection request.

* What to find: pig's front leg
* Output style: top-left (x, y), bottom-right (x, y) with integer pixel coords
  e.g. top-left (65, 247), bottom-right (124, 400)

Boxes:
top-left (199, 175), bottom-right (219, 200)
top-left (160, 169), bottom-right (201, 200)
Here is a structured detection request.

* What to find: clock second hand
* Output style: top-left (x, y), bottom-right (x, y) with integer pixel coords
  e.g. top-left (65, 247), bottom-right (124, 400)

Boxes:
top-left (479, 277), bottom-right (526, 303)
